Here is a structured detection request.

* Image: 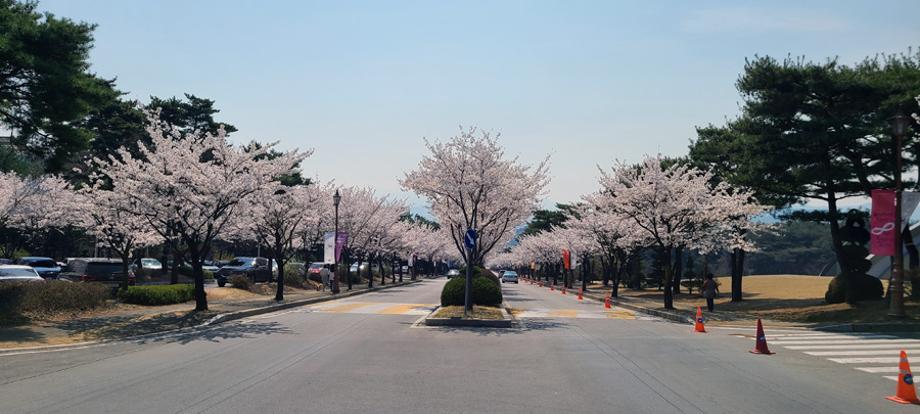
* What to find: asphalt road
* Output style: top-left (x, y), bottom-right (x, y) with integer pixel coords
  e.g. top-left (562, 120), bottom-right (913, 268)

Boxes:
top-left (0, 278), bottom-right (916, 413)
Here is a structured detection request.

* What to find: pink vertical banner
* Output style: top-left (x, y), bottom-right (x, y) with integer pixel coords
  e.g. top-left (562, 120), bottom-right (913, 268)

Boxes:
top-left (335, 231), bottom-right (349, 262)
top-left (870, 189), bottom-right (896, 256)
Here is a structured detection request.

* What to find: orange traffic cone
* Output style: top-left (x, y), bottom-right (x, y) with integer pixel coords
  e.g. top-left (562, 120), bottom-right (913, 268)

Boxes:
top-left (693, 307), bottom-right (706, 333)
top-left (604, 296), bottom-right (612, 309)
top-left (887, 350), bottom-right (920, 404)
top-left (577, 288), bottom-right (583, 301)
top-left (749, 319), bottom-right (774, 355)
top-left (561, 286), bottom-right (567, 295)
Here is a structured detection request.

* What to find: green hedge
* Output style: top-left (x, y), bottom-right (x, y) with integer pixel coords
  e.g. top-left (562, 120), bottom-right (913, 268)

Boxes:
top-left (440, 275), bottom-right (503, 307)
top-left (1, 281), bottom-right (110, 320)
top-left (118, 284), bottom-right (196, 305)
top-left (458, 266), bottom-right (501, 287)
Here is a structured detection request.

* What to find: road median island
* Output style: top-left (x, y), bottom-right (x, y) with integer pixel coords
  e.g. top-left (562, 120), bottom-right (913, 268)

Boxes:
top-left (424, 305), bottom-right (513, 328)
top-left (0, 279), bottom-right (422, 354)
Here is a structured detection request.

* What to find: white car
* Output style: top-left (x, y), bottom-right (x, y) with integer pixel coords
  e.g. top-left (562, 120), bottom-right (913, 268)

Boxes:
top-left (501, 271), bottom-right (519, 284)
top-left (0, 265), bottom-right (45, 282)
top-left (15, 256), bottom-right (61, 279)
top-left (140, 258), bottom-right (164, 271)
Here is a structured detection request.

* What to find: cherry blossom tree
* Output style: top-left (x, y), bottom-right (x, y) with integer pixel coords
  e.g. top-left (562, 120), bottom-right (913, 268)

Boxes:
top-left (402, 127), bottom-right (549, 310)
top-left (596, 155), bottom-right (765, 309)
top-left (334, 186), bottom-right (406, 289)
top-left (71, 180), bottom-right (160, 288)
top-left (399, 223), bottom-right (449, 278)
top-left (228, 180), bottom-right (321, 301)
top-left (0, 172), bottom-right (71, 257)
top-left (93, 113), bottom-right (307, 310)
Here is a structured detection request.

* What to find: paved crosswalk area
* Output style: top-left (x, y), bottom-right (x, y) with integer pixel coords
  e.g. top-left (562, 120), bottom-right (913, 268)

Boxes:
top-left (307, 301), bottom-right (438, 316)
top-left (513, 308), bottom-right (653, 320)
top-left (751, 332), bottom-right (920, 382)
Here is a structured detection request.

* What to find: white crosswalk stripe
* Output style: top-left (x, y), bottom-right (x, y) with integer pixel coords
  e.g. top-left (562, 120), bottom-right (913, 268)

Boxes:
top-left (805, 349), bottom-right (920, 356)
top-left (742, 332), bottom-right (920, 384)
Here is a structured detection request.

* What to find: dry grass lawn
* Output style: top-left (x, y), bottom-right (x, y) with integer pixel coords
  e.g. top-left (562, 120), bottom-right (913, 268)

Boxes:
top-left (205, 287), bottom-right (263, 301)
top-left (609, 275), bottom-right (919, 325)
top-left (433, 305), bottom-right (505, 320)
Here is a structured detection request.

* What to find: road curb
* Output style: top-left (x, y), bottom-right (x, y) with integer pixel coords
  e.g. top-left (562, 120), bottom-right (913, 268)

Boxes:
top-left (0, 279), bottom-right (423, 356)
top-left (579, 290), bottom-right (693, 324)
top-left (423, 305), bottom-right (514, 328)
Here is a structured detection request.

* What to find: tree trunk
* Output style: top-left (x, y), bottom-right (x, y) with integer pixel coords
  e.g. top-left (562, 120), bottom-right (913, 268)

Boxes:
top-left (366, 255), bottom-right (373, 289)
top-left (187, 245), bottom-right (207, 311)
top-left (663, 247), bottom-right (674, 309)
top-left (731, 248), bottom-right (744, 302)
top-left (601, 256), bottom-right (610, 287)
top-left (170, 245), bottom-right (181, 284)
top-left (120, 251), bottom-right (131, 291)
top-left (826, 186), bottom-right (848, 276)
top-left (672, 247), bottom-right (683, 296)
top-left (274, 247), bottom-right (285, 302)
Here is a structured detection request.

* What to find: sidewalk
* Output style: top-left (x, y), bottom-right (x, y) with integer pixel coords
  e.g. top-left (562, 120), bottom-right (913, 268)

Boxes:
top-left (0, 279), bottom-right (420, 350)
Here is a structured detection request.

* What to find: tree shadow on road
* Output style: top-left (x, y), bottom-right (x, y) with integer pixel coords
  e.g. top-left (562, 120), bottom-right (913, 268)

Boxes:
top-left (132, 320), bottom-right (294, 346)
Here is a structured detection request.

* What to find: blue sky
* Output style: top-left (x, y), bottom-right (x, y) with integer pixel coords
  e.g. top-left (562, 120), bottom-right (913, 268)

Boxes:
top-left (40, 0), bottom-right (920, 212)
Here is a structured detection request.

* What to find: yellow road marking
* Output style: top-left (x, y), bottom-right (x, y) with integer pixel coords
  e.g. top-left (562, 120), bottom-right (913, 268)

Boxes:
top-left (322, 302), bottom-right (372, 313)
top-left (548, 309), bottom-right (579, 318)
top-left (605, 310), bottom-right (635, 319)
top-left (378, 304), bottom-right (425, 314)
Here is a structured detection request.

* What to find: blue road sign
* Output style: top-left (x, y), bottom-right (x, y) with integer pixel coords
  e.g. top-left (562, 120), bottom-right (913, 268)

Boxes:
top-left (464, 229), bottom-right (477, 250)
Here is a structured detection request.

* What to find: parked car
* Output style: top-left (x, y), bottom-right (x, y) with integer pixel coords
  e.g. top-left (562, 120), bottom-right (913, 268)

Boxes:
top-left (0, 265), bottom-right (44, 282)
top-left (0, 258), bottom-right (13, 265)
top-left (15, 256), bottom-right (61, 279)
top-left (308, 262), bottom-right (325, 277)
top-left (215, 257), bottom-right (273, 287)
top-left (136, 257), bottom-right (163, 271)
top-left (501, 270), bottom-right (519, 284)
top-left (445, 269), bottom-right (460, 279)
top-left (60, 258), bottom-right (135, 285)
top-left (201, 260), bottom-right (221, 273)
top-left (349, 262), bottom-right (378, 273)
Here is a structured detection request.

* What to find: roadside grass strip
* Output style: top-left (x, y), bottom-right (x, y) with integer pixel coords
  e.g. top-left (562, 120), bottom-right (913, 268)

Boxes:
top-left (753, 332), bottom-right (920, 383)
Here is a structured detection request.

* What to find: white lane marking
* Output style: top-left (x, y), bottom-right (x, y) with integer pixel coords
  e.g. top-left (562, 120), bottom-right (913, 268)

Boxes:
top-left (784, 343), bottom-right (920, 350)
top-left (827, 357), bottom-right (901, 364)
top-left (763, 335), bottom-right (897, 341)
top-left (855, 366), bottom-right (901, 373)
top-left (773, 339), bottom-right (920, 345)
top-left (804, 349), bottom-right (920, 356)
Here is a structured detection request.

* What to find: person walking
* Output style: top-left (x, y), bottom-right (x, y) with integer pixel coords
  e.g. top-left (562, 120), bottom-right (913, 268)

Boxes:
top-left (702, 273), bottom-right (718, 312)
top-left (320, 265), bottom-right (331, 292)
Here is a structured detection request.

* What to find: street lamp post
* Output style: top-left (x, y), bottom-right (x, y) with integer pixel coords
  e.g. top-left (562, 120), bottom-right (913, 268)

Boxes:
top-left (889, 113), bottom-right (910, 318)
top-left (333, 189), bottom-right (342, 294)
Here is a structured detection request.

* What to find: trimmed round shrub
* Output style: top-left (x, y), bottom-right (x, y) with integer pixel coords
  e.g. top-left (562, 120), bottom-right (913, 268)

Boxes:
top-left (440, 275), bottom-right (503, 306)
top-left (118, 284), bottom-right (196, 305)
top-left (458, 266), bottom-right (501, 287)
top-left (230, 275), bottom-right (252, 291)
